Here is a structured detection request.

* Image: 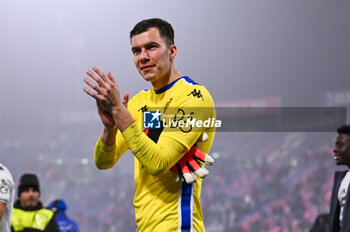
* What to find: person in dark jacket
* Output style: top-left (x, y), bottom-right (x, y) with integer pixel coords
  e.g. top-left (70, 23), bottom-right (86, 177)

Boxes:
top-left (310, 213), bottom-right (329, 232)
top-left (329, 125), bottom-right (350, 232)
top-left (47, 199), bottom-right (79, 232)
top-left (11, 173), bottom-right (59, 232)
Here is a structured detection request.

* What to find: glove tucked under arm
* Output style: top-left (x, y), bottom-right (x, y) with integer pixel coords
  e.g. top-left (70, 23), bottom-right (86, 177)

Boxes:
top-left (144, 128), bottom-right (214, 184)
top-left (170, 132), bottom-right (214, 184)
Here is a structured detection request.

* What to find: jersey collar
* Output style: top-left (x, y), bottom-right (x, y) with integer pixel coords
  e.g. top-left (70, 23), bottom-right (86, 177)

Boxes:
top-left (154, 76), bottom-right (197, 94)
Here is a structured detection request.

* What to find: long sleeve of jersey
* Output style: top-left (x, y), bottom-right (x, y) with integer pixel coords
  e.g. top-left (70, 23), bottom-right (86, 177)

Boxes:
top-left (95, 123), bottom-right (194, 175)
top-left (122, 122), bottom-right (191, 175)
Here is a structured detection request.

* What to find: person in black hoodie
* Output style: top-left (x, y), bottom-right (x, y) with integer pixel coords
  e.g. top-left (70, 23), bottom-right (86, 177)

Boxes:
top-left (11, 173), bottom-right (59, 232)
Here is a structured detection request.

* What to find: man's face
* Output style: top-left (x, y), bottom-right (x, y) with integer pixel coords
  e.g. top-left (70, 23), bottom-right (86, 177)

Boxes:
top-left (333, 134), bottom-right (350, 167)
top-left (131, 27), bottom-right (176, 88)
top-left (19, 187), bottom-right (39, 208)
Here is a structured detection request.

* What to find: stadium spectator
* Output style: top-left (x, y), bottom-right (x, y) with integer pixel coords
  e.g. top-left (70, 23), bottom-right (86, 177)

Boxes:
top-left (11, 173), bottom-right (59, 232)
top-left (309, 213), bottom-right (329, 232)
top-left (48, 199), bottom-right (79, 232)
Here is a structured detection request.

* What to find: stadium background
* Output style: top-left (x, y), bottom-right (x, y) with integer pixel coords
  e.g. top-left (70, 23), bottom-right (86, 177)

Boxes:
top-left (1, 0), bottom-right (350, 231)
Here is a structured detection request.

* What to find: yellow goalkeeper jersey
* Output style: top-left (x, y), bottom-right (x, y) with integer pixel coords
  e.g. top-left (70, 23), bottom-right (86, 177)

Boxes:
top-left (95, 76), bottom-right (216, 232)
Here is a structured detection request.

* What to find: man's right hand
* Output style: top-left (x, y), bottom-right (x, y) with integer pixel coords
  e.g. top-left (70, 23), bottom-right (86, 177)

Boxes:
top-left (84, 66), bottom-right (134, 133)
top-left (96, 92), bottom-right (129, 129)
top-left (96, 100), bottom-right (115, 129)
top-left (98, 92), bottom-right (130, 146)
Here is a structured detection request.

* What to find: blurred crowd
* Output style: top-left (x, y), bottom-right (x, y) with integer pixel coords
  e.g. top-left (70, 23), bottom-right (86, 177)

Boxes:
top-left (1, 129), bottom-right (339, 232)
top-left (202, 133), bottom-right (334, 231)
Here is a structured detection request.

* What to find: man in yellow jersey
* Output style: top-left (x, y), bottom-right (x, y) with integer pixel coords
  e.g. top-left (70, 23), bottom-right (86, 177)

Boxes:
top-left (84, 18), bottom-right (216, 232)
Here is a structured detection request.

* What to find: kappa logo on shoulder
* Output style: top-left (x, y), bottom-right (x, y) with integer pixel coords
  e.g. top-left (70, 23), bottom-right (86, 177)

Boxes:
top-left (188, 89), bottom-right (204, 101)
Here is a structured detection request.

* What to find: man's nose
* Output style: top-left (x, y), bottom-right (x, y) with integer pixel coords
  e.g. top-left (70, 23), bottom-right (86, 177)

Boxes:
top-left (140, 49), bottom-right (150, 62)
top-left (28, 189), bottom-right (36, 195)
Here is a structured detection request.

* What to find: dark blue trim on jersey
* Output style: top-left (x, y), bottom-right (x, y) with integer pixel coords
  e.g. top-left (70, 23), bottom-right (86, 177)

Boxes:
top-left (154, 76), bottom-right (198, 94)
top-left (181, 182), bottom-right (192, 232)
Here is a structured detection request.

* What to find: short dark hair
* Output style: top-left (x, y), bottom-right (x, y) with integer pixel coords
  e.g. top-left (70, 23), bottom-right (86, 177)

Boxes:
top-left (130, 18), bottom-right (175, 47)
top-left (337, 125), bottom-right (350, 135)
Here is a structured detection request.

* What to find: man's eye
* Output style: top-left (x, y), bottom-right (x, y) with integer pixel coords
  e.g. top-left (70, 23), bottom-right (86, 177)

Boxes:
top-left (147, 45), bottom-right (157, 50)
top-left (132, 49), bottom-right (140, 54)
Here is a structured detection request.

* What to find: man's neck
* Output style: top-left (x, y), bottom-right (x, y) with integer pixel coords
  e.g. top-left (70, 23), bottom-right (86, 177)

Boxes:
top-left (15, 200), bottom-right (42, 211)
top-left (152, 67), bottom-right (181, 90)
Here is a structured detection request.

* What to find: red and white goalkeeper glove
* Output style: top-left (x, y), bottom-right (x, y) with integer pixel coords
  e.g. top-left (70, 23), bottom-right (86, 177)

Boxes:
top-left (170, 132), bottom-right (214, 184)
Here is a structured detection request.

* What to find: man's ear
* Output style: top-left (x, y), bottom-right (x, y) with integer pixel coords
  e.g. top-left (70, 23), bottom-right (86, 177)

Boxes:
top-left (169, 45), bottom-right (177, 61)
